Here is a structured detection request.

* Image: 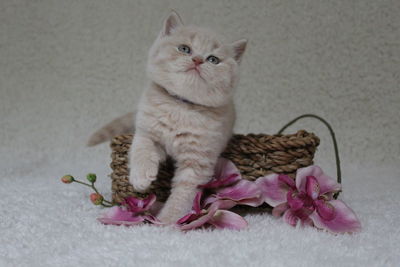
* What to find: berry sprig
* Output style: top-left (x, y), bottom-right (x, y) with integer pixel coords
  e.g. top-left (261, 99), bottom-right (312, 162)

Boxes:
top-left (61, 174), bottom-right (114, 207)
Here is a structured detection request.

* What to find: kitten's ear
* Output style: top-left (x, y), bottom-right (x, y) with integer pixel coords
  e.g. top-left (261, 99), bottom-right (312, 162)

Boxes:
top-left (231, 39), bottom-right (248, 63)
top-left (162, 11), bottom-right (183, 36)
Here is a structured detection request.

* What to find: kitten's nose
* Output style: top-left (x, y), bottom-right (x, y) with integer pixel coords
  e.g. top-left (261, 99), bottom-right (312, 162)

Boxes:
top-left (192, 56), bottom-right (204, 65)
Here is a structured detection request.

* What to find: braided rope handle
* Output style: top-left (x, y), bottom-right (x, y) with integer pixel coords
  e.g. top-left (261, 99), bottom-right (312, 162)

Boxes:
top-left (277, 114), bottom-right (341, 198)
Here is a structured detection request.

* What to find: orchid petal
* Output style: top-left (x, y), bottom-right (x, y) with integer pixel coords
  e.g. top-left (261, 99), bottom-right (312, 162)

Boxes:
top-left (142, 214), bottom-right (164, 225)
top-left (309, 200), bottom-right (361, 233)
top-left (306, 176), bottom-right (320, 200)
top-left (256, 174), bottom-right (290, 207)
top-left (216, 180), bottom-right (262, 207)
top-left (178, 200), bottom-right (237, 230)
top-left (296, 165), bottom-right (341, 195)
top-left (144, 194), bottom-right (157, 208)
top-left (283, 209), bottom-right (300, 227)
top-left (237, 197), bottom-right (265, 207)
top-left (298, 206), bottom-right (315, 219)
top-left (179, 214), bottom-right (211, 230)
top-left (179, 201), bottom-right (220, 231)
top-left (176, 191), bottom-right (204, 225)
top-left (282, 208), bottom-right (315, 227)
top-left (199, 173), bottom-right (240, 189)
top-left (272, 203), bottom-right (289, 217)
top-left (208, 210), bottom-right (248, 230)
top-left (214, 157), bottom-right (241, 181)
top-left (213, 199), bottom-right (237, 210)
top-left (287, 191), bottom-right (304, 211)
top-left (97, 206), bottom-right (145, 226)
top-left (176, 211), bottom-right (198, 224)
top-left (203, 195), bottom-right (218, 207)
top-left (204, 196), bottom-right (241, 210)
top-left (199, 158), bottom-right (241, 189)
top-left (302, 217), bottom-right (314, 227)
top-left (192, 191), bottom-right (203, 214)
top-left (99, 206), bottom-right (134, 221)
top-left (124, 194), bottom-right (156, 213)
top-left (278, 174), bottom-right (296, 189)
top-left (314, 199), bottom-right (335, 221)
top-left (124, 197), bottom-right (142, 212)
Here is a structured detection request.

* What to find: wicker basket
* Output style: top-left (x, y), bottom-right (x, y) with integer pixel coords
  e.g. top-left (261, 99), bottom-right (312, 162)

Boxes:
top-left (109, 130), bottom-right (320, 204)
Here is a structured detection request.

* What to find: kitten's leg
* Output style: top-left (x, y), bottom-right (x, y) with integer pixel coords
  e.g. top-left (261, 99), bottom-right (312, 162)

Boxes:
top-left (129, 134), bottom-right (165, 192)
top-left (157, 160), bottom-right (215, 224)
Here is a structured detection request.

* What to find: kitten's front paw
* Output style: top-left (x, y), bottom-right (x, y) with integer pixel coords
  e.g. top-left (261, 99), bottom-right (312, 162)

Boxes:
top-left (157, 200), bottom-right (193, 225)
top-left (157, 210), bottom-right (180, 225)
top-left (129, 159), bottom-right (159, 193)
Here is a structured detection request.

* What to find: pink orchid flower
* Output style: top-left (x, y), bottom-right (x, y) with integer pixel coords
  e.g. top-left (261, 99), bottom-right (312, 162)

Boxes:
top-left (176, 192), bottom-right (248, 231)
top-left (201, 158), bottom-right (263, 207)
top-left (177, 158), bottom-right (261, 230)
top-left (98, 194), bottom-right (162, 226)
top-left (256, 165), bottom-right (361, 233)
top-left (203, 179), bottom-right (263, 207)
top-left (198, 158), bottom-right (241, 189)
top-left (123, 194), bottom-right (157, 213)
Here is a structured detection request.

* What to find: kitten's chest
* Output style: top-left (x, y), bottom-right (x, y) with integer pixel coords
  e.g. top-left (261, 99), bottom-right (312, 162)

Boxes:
top-left (157, 106), bottom-right (208, 136)
top-left (149, 104), bottom-right (222, 152)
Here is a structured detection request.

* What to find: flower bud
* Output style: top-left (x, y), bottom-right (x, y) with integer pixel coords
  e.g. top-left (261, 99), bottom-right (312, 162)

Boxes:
top-left (86, 173), bottom-right (97, 183)
top-left (90, 193), bottom-right (103, 205)
top-left (61, 175), bottom-right (74, 184)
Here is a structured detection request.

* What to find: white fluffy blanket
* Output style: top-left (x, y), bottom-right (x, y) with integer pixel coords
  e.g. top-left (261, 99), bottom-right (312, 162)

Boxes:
top-left (1, 163), bottom-right (399, 267)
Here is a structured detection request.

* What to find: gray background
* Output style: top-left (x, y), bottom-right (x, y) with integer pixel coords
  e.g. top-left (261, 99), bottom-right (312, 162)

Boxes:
top-left (1, 0), bottom-right (399, 179)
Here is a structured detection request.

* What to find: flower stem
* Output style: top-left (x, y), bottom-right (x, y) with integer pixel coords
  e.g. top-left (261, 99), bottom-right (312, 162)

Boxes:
top-left (73, 178), bottom-right (114, 206)
top-left (73, 180), bottom-right (92, 187)
top-left (90, 182), bottom-right (101, 195)
top-left (102, 199), bottom-right (113, 205)
top-left (277, 114), bottom-right (341, 199)
top-left (101, 202), bottom-right (114, 208)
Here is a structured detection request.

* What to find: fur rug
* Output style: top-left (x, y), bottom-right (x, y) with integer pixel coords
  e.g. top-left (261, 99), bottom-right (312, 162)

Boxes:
top-left (1, 162), bottom-right (399, 267)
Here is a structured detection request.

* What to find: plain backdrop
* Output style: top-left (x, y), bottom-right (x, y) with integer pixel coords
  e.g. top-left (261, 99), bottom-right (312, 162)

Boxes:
top-left (1, 0), bottom-right (399, 179)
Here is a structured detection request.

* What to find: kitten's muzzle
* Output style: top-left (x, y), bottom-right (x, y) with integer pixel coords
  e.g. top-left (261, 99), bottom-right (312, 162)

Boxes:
top-left (192, 56), bottom-right (204, 65)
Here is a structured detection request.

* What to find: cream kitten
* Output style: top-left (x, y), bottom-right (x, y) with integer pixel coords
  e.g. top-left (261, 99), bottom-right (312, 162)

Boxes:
top-left (88, 11), bottom-right (247, 224)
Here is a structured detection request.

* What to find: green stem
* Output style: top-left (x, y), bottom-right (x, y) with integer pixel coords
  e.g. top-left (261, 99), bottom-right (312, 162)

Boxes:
top-left (73, 179), bottom-right (114, 205)
top-left (90, 182), bottom-right (101, 195)
top-left (101, 202), bottom-right (114, 208)
top-left (73, 180), bottom-right (92, 187)
top-left (277, 114), bottom-right (341, 199)
top-left (102, 199), bottom-right (113, 205)
top-left (89, 182), bottom-right (113, 205)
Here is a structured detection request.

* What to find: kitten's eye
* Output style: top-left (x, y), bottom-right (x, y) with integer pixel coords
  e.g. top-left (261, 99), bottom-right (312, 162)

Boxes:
top-left (178, 44), bottom-right (191, 54)
top-left (206, 55), bottom-right (220, 64)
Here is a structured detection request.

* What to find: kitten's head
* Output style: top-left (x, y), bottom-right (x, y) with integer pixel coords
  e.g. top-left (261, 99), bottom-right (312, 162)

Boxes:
top-left (147, 11), bottom-right (247, 107)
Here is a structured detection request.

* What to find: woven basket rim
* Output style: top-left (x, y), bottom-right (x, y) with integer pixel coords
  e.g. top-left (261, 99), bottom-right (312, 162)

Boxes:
top-left (109, 130), bottom-right (319, 204)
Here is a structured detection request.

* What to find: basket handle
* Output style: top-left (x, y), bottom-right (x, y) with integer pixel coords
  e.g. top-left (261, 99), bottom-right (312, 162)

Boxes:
top-left (277, 114), bottom-right (341, 199)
